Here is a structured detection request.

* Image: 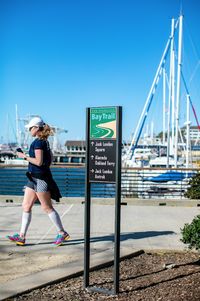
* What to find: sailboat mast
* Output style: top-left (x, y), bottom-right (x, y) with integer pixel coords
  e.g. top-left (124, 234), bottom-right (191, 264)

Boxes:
top-left (15, 104), bottom-right (20, 147)
top-left (166, 77), bottom-right (171, 168)
top-left (167, 18), bottom-right (175, 168)
top-left (174, 14), bottom-right (183, 167)
top-left (126, 36), bottom-right (171, 158)
top-left (186, 94), bottom-right (190, 168)
top-left (162, 68), bottom-right (166, 144)
top-left (171, 18), bottom-right (175, 152)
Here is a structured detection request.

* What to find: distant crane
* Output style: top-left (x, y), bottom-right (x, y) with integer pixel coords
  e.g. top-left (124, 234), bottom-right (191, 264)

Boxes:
top-left (51, 126), bottom-right (68, 153)
top-left (15, 105), bottom-right (68, 152)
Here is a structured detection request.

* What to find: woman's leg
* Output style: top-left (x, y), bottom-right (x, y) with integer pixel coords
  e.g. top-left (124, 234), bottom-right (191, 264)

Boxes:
top-left (36, 191), bottom-right (65, 234)
top-left (20, 187), bottom-right (38, 238)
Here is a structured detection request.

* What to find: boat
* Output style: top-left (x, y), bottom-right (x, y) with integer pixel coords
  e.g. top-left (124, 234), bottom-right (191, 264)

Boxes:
top-left (3, 158), bottom-right (28, 166)
top-left (123, 147), bottom-right (157, 167)
top-left (149, 156), bottom-right (184, 168)
top-left (137, 168), bottom-right (195, 199)
top-left (143, 170), bottom-right (194, 183)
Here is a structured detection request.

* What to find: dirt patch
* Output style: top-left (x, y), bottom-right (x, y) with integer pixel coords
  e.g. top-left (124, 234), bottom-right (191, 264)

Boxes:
top-left (7, 251), bottom-right (200, 301)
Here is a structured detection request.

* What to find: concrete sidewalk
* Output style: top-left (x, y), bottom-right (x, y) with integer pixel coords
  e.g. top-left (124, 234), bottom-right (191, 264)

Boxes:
top-left (0, 198), bottom-right (199, 300)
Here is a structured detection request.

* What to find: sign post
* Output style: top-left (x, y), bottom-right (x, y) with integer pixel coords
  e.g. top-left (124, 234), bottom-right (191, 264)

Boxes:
top-left (84, 106), bottom-right (122, 295)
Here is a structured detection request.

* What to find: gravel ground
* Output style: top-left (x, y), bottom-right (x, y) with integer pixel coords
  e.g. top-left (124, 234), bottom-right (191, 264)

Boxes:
top-left (7, 251), bottom-right (200, 301)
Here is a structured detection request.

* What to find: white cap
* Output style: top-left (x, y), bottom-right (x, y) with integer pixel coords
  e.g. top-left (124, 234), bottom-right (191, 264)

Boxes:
top-left (25, 116), bottom-right (45, 129)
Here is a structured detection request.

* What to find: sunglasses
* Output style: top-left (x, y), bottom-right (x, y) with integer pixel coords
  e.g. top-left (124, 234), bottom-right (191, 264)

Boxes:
top-left (29, 126), bottom-right (36, 131)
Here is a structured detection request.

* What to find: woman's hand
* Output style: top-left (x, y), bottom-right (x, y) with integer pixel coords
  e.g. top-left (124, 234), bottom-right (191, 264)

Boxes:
top-left (17, 151), bottom-right (27, 160)
top-left (17, 149), bottom-right (43, 166)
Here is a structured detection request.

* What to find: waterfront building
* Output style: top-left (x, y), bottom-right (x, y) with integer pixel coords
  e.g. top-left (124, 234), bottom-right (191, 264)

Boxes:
top-left (53, 140), bottom-right (86, 164)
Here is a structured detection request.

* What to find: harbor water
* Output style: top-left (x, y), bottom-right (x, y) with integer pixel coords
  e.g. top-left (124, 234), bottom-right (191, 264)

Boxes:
top-left (0, 165), bottom-right (197, 199)
top-left (0, 166), bottom-right (116, 198)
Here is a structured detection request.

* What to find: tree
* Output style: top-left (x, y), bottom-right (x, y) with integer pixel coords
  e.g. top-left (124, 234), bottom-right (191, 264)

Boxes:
top-left (184, 173), bottom-right (200, 199)
top-left (181, 215), bottom-right (200, 250)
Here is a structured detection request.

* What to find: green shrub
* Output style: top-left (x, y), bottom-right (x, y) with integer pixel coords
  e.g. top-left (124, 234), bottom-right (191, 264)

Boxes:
top-left (184, 172), bottom-right (200, 199)
top-left (181, 215), bottom-right (200, 249)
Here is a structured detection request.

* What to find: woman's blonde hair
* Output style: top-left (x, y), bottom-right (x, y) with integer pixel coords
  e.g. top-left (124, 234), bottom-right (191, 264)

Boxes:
top-left (37, 124), bottom-right (54, 140)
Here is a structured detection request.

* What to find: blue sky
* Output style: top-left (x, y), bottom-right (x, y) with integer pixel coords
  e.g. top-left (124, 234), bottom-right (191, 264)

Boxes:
top-left (0, 0), bottom-right (200, 144)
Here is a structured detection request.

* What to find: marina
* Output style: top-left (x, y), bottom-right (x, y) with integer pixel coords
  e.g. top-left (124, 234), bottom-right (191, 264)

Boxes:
top-left (4, 14), bottom-right (200, 169)
top-left (122, 14), bottom-right (200, 169)
top-left (0, 165), bottom-right (197, 200)
top-left (1, 3), bottom-right (200, 301)
top-left (0, 14), bottom-right (200, 201)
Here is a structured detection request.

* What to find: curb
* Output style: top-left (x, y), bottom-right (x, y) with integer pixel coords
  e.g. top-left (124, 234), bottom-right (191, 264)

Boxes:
top-left (1, 196), bottom-right (200, 207)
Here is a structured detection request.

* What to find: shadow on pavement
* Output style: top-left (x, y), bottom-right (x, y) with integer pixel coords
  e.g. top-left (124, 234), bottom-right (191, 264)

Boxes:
top-left (60, 230), bottom-right (175, 246)
top-left (0, 230), bottom-right (175, 248)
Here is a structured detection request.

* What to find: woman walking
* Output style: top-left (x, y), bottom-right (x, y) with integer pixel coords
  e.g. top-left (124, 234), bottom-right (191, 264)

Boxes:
top-left (7, 116), bottom-right (70, 246)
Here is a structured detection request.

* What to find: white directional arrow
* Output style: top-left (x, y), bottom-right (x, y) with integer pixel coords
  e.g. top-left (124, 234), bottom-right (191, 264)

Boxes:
top-left (90, 169), bottom-right (94, 173)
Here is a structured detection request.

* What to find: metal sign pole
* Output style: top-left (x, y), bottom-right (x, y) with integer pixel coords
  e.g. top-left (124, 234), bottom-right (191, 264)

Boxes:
top-left (84, 108), bottom-right (91, 288)
top-left (84, 106), bottom-right (122, 295)
top-left (114, 106), bottom-right (122, 294)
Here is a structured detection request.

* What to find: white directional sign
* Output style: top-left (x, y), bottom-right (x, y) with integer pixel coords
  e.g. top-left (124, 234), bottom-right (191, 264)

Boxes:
top-left (89, 139), bottom-right (116, 182)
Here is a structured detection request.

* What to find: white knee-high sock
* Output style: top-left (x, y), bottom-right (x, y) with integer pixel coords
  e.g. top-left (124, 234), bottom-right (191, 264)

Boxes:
top-left (20, 211), bottom-right (32, 237)
top-left (48, 209), bottom-right (64, 232)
